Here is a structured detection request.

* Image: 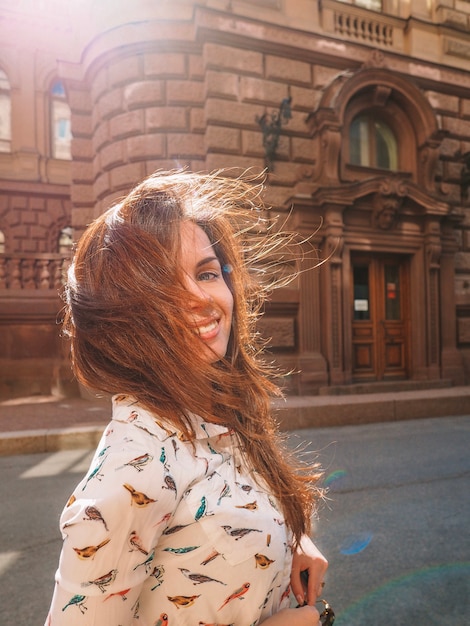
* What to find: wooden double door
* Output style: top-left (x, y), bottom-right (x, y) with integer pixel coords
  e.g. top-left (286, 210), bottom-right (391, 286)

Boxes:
top-left (351, 254), bottom-right (410, 381)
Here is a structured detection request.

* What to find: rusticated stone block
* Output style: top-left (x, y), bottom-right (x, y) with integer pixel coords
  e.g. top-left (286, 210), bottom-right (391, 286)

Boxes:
top-left (145, 107), bottom-right (188, 132)
top-left (205, 126), bottom-right (241, 154)
top-left (203, 43), bottom-right (263, 76)
top-left (124, 81), bottom-right (164, 109)
top-left (108, 55), bottom-right (142, 88)
top-left (127, 133), bottom-right (165, 161)
top-left (265, 55), bottom-right (311, 85)
top-left (144, 52), bottom-right (187, 78)
top-left (109, 110), bottom-right (144, 140)
top-left (167, 133), bottom-right (205, 159)
top-left (167, 80), bottom-right (204, 105)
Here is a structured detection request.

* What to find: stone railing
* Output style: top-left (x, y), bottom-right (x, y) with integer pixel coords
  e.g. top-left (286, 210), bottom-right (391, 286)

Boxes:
top-left (333, 10), bottom-right (393, 46)
top-left (0, 253), bottom-right (71, 290)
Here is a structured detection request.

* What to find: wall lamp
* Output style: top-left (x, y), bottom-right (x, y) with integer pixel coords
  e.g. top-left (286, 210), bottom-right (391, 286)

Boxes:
top-left (256, 97), bottom-right (292, 171)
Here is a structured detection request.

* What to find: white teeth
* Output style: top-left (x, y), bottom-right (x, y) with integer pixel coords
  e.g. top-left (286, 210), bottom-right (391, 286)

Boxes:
top-left (196, 320), bottom-right (218, 335)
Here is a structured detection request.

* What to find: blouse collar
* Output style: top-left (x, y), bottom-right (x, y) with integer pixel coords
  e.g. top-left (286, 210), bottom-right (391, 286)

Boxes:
top-left (111, 394), bottom-right (232, 442)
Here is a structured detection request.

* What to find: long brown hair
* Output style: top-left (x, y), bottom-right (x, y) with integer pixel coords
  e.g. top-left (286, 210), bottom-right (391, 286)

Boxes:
top-left (63, 169), bottom-right (322, 544)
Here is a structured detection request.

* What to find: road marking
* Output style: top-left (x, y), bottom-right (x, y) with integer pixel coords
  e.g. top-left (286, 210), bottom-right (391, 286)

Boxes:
top-left (0, 551), bottom-right (20, 576)
top-left (19, 449), bottom-right (93, 478)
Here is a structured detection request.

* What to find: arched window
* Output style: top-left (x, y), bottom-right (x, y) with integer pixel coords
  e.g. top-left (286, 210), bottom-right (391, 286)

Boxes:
top-left (0, 230), bottom-right (5, 254)
top-left (50, 80), bottom-right (71, 160)
top-left (58, 226), bottom-right (73, 254)
top-left (350, 114), bottom-right (398, 171)
top-left (0, 70), bottom-right (11, 153)
top-left (338, 0), bottom-right (382, 9)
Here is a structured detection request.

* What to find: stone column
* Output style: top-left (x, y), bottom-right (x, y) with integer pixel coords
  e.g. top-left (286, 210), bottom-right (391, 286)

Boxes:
top-left (440, 219), bottom-right (465, 384)
top-left (320, 205), bottom-right (345, 386)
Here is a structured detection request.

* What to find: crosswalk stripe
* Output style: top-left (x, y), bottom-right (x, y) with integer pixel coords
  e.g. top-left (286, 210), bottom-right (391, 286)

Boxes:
top-left (19, 449), bottom-right (93, 478)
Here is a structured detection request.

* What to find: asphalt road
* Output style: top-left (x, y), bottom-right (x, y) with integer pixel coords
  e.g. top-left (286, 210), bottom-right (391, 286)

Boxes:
top-left (0, 415), bottom-right (468, 626)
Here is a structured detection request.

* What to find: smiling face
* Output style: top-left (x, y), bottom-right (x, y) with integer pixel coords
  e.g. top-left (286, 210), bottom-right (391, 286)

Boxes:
top-left (179, 221), bottom-right (234, 363)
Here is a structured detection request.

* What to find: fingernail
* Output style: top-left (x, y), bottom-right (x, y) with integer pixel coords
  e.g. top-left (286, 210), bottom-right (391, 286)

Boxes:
top-left (296, 594), bottom-right (304, 606)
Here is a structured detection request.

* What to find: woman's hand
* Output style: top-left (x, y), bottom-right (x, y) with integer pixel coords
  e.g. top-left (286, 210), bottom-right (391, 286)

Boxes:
top-left (261, 605), bottom-right (320, 625)
top-left (291, 535), bottom-right (328, 607)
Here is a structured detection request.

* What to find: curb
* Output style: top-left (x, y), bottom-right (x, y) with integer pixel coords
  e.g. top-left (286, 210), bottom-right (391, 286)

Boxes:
top-left (0, 425), bottom-right (104, 456)
top-left (274, 389), bottom-right (470, 429)
top-left (1, 387), bottom-right (469, 456)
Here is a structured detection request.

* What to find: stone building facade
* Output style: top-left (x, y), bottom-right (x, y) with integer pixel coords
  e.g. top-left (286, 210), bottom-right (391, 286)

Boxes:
top-left (1, 0), bottom-right (470, 398)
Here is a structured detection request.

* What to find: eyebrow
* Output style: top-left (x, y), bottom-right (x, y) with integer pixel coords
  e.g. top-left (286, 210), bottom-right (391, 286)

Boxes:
top-left (196, 255), bottom-right (220, 268)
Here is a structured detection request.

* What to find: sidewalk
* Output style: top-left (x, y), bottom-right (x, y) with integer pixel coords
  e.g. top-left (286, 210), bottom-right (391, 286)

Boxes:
top-left (0, 385), bottom-right (469, 456)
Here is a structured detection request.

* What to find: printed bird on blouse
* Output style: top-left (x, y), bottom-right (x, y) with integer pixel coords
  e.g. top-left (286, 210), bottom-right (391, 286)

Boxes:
top-left (200, 549), bottom-right (222, 565)
top-left (62, 594), bottom-right (87, 614)
top-left (235, 501), bottom-right (258, 511)
top-left (133, 550), bottom-right (155, 574)
top-left (162, 473), bottom-right (177, 497)
top-left (167, 594), bottom-right (201, 609)
top-left (155, 419), bottom-right (178, 440)
top-left (178, 568), bottom-right (227, 585)
top-left (82, 569), bottom-right (118, 593)
top-left (163, 545), bottom-right (200, 555)
top-left (123, 483), bottom-right (157, 507)
top-left (217, 481), bottom-right (231, 505)
top-left (82, 505), bottom-right (109, 531)
top-left (118, 453), bottom-right (153, 472)
top-left (235, 482), bottom-right (253, 494)
top-left (73, 538), bottom-right (110, 560)
top-left (218, 582), bottom-right (250, 611)
top-left (82, 456), bottom-right (107, 490)
top-left (66, 493), bottom-right (76, 507)
top-left (159, 447), bottom-right (170, 471)
top-left (97, 445), bottom-right (111, 458)
top-left (150, 564), bottom-right (165, 590)
top-left (153, 613), bottom-right (169, 626)
top-left (221, 525), bottom-right (262, 540)
top-left (254, 553), bottom-right (275, 569)
top-left (104, 588), bottom-right (131, 602)
top-left (195, 496), bottom-right (207, 521)
top-left (199, 623), bottom-right (234, 626)
top-left (126, 410), bottom-right (139, 422)
top-left (128, 530), bottom-right (149, 554)
top-left (163, 523), bottom-right (191, 535)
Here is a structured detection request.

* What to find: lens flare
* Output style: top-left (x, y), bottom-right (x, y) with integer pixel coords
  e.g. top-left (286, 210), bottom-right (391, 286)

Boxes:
top-left (340, 531), bottom-right (373, 555)
top-left (324, 469), bottom-right (347, 489)
top-left (333, 562), bottom-right (470, 625)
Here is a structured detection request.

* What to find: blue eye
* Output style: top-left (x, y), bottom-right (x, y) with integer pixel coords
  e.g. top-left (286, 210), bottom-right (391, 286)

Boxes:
top-left (198, 271), bottom-right (219, 281)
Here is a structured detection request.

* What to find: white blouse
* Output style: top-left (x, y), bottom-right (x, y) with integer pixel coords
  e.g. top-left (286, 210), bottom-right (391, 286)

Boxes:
top-left (45, 395), bottom-right (294, 626)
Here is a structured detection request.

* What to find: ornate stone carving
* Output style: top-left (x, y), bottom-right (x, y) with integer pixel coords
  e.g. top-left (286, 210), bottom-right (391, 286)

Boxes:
top-left (372, 192), bottom-right (403, 230)
top-left (362, 49), bottom-right (387, 69)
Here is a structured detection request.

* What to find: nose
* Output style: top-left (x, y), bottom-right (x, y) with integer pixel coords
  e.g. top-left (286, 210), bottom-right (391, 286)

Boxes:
top-left (184, 275), bottom-right (213, 308)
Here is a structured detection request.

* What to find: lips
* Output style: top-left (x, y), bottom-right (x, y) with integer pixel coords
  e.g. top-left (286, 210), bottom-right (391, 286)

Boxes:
top-left (195, 318), bottom-right (219, 339)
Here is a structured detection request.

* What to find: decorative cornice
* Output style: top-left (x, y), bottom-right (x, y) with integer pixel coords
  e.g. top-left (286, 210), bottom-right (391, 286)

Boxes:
top-left (309, 175), bottom-right (451, 216)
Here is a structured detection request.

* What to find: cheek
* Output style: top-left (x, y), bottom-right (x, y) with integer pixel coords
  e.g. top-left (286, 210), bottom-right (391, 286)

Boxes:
top-left (221, 276), bottom-right (234, 316)
top-left (224, 289), bottom-right (234, 322)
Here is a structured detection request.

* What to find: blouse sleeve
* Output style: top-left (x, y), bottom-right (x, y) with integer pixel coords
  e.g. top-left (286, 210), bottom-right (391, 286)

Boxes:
top-left (45, 420), bottom-right (187, 626)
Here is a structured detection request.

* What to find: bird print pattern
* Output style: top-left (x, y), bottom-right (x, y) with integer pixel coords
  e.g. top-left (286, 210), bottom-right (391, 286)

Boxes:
top-left (45, 395), bottom-right (294, 625)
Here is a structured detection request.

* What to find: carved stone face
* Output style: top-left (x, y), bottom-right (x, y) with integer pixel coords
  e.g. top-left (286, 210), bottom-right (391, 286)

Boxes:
top-left (373, 197), bottom-right (400, 230)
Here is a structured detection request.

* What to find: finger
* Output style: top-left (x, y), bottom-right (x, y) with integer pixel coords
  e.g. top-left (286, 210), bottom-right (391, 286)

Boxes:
top-left (307, 574), bottom-right (326, 604)
top-left (290, 569), bottom-right (307, 606)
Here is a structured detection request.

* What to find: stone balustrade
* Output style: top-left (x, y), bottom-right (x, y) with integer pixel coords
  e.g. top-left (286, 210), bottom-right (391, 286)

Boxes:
top-left (334, 10), bottom-right (393, 47)
top-left (0, 253), bottom-right (71, 291)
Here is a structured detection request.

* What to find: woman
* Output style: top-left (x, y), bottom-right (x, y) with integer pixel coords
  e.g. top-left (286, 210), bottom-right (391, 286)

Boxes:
top-left (45, 170), bottom-right (328, 626)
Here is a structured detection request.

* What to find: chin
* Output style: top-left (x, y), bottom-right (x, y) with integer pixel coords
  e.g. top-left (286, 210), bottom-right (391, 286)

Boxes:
top-left (203, 344), bottom-right (229, 364)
